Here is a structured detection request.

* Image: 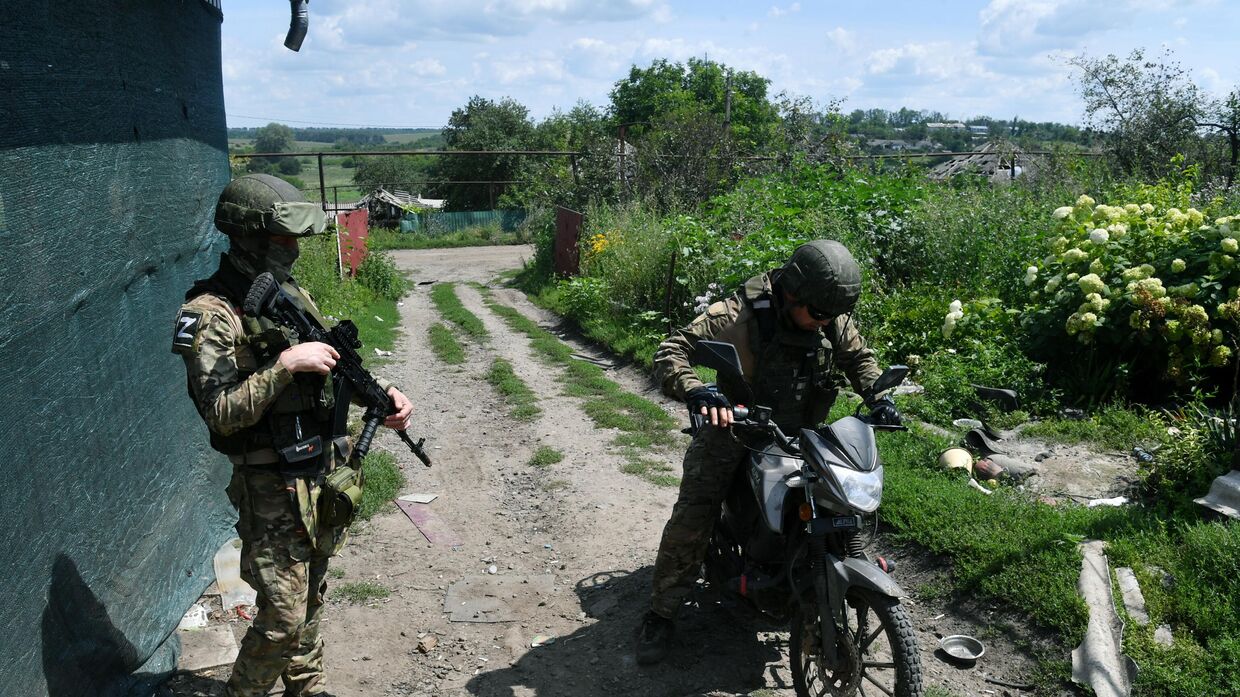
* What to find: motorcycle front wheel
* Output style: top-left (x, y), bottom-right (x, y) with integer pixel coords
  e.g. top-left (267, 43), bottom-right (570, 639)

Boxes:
top-left (790, 587), bottom-right (923, 697)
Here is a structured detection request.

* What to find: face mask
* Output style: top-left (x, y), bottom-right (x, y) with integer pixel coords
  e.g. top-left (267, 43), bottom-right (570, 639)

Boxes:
top-left (264, 241), bottom-right (300, 283)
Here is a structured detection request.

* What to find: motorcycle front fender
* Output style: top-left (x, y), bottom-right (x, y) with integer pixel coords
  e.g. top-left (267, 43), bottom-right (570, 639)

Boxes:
top-left (825, 554), bottom-right (906, 625)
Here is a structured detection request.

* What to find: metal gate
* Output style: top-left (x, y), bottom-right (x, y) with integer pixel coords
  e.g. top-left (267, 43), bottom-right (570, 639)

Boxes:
top-left (554, 206), bottom-right (582, 277)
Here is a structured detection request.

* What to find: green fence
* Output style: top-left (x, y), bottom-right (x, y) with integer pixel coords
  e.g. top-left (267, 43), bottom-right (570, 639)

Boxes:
top-left (399, 209), bottom-right (526, 235)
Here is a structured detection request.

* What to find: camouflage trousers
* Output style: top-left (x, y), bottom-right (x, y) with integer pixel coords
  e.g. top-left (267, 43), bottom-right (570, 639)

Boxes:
top-left (224, 467), bottom-right (338, 697)
top-left (650, 427), bottom-right (748, 619)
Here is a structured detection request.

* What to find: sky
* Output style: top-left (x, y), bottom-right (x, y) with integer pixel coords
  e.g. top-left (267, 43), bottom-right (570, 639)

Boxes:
top-left (220, 0), bottom-right (1240, 130)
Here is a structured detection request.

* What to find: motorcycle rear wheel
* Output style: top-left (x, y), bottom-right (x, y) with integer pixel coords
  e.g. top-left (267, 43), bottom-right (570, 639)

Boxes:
top-left (790, 587), bottom-right (923, 697)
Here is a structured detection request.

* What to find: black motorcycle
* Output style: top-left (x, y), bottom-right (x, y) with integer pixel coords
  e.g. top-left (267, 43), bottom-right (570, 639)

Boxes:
top-left (693, 340), bottom-right (923, 697)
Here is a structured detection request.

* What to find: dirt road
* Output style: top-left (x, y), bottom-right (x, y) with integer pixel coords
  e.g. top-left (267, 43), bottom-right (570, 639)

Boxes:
top-left (173, 245), bottom-right (1061, 697)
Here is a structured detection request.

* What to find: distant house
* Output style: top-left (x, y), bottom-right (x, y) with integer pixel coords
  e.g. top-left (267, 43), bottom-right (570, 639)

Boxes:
top-left (355, 187), bottom-right (444, 223)
top-left (926, 122), bottom-right (967, 130)
top-left (929, 141), bottom-right (1039, 183)
top-left (867, 139), bottom-right (909, 151)
top-left (968, 125), bottom-right (990, 136)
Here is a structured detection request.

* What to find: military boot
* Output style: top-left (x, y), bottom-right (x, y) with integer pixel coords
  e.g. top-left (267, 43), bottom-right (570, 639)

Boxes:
top-left (636, 611), bottom-right (674, 665)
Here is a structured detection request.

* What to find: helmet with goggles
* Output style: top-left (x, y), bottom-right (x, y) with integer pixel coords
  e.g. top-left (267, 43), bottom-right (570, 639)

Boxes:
top-left (214, 173), bottom-right (327, 239)
top-left (215, 174), bottom-right (327, 282)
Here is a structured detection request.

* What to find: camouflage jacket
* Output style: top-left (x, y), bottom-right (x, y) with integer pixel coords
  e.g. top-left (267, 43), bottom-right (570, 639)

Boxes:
top-left (172, 257), bottom-right (390, 463)
top-left (654, 272), bottom-right (881, 430)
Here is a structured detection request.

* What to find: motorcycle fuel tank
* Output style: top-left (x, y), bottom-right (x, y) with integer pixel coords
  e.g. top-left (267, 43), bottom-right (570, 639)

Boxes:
top-left (749, 444), bottom-right (804, 534)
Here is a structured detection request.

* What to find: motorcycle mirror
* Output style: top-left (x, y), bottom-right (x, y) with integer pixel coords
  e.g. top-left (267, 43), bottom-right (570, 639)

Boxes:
top-left (868, 365), bottom-right (910, 397)
top-left (693, 340), bottom-right (744, 379)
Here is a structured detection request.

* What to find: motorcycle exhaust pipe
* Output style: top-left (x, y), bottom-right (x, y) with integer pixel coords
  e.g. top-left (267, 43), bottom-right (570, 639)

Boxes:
top-left (284, 0), bottom-right (310, 52)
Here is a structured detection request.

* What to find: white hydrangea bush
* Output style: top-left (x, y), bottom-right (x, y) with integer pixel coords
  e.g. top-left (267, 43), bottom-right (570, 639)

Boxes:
top-left (1014, 190), bottom-right (1240, 380)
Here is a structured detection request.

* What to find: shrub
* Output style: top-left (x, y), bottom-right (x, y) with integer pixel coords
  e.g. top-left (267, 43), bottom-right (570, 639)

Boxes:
top-left (355, 248), bottom-right (408, 301)
top-left (1015, 183), bottom-right (1239, 399)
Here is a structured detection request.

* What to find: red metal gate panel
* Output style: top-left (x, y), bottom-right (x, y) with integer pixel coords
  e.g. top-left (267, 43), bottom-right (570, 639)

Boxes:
top-left (336, 209), bottom-right (370, 276)
top-left (554, 206), bottom-right (582, 277)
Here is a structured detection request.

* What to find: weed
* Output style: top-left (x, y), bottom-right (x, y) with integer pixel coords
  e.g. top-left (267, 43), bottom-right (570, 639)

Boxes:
top-left (430, 283), bottom-right (489, 341)
top-left (1022, 403), bottom-right (1165, 451)
top-left (357, 450), bottom-right (405, 521)
top-left (428, 322), bottom-right (466, 364)
top-left (334, 580), bottom-right (390, 604)
top-left (327, 567), bottom-right (345, 580)
top-left (528, 446), bottom-right (563, 468)
top-left (487, 358), bottom-right (541, 421)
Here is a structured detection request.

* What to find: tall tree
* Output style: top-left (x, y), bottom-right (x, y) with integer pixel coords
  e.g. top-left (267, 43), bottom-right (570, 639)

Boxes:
top-left (249, 122), bottom-right (299, 174)
top-left (608, 58), bottom-right (780, 151)
top-left (432, 96), bottom-right (536, 210)
top-left (1070, 48), bottom-right (1204, 178)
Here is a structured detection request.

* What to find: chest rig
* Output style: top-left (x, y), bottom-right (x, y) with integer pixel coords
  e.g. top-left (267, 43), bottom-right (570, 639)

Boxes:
top-left (722, 275), bottom-right (839, 432)
top-left (186, 257), bottom-right (336, 462)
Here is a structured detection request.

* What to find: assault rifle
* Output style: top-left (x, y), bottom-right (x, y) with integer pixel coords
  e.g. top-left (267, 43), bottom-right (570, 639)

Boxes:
top-left (243, 271), bottom-right (431, 468)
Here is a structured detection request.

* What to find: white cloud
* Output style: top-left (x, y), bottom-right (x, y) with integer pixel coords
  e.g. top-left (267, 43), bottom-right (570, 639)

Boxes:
top-left (769, 3), bottom-right (801, 18)
top-left (977, 0), bottom-right (1131, 56)
top-left (825, 27), bottom-right (858, 56)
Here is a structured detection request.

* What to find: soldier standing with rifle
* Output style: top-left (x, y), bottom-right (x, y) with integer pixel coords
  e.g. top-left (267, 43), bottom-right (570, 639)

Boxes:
top-left (172, 174), bottom-right (415, 697)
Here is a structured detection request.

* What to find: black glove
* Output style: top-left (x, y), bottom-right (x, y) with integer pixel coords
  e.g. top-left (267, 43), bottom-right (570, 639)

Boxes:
top-left (686, 385), bottom-right (731, 414)
top-left (868, 395), bottom-right (902, 426)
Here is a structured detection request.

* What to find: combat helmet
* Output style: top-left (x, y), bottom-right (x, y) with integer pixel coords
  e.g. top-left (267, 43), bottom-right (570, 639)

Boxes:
top-left (214, 173), bottom-right (326, 239)
top-left (777, 240), bottom-right (862, 318)
top-left (215, 174), bottom-right (327, 281)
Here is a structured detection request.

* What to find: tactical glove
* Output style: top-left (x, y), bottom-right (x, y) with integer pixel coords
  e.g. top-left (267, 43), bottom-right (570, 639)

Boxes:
top-left (868, 395), bottom-right (902, 426)
top-left (686, 385), bottom-right (731, 414)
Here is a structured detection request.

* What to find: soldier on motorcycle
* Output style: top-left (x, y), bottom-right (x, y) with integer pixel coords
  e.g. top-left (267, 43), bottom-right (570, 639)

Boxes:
top-left (637, 239), bottom-right (902, 664)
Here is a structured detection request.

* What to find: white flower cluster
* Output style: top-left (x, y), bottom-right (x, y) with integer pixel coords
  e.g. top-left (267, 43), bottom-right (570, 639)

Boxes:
top-left (941, 299), bottom-right (964, 339)
top-left (692, 282), bottom-right (723, 314)
top-left (1023, 265), bottom-right (1039, 286)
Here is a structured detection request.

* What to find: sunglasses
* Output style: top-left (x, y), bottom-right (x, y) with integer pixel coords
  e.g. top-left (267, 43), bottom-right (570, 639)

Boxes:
top-left (801, 302), bottom-right (832, 321)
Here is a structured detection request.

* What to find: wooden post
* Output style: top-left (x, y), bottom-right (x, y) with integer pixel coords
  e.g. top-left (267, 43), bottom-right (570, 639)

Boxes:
top-left (317, 153), bottom-right (327, 212)
top-left (618, 124), bottom-right (628, 200)
top-left (663, 248), bottom-right (678, 335)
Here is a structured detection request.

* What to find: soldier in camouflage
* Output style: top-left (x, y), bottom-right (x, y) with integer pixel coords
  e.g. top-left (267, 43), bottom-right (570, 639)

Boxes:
top-left (172, 174), bottom-right (413, 697)
top-left (636, 240), bottom-right (901, 665)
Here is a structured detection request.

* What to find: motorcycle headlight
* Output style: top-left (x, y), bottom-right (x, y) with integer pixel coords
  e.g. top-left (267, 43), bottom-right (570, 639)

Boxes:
top-left (827, 464), bottom-right (884, 512)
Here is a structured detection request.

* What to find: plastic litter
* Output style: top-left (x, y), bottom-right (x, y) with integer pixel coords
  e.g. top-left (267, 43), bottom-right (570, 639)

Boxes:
top-left (214, 538), bottom-right (257, 610)
top-left (1087, 496), bottom-right (1129, 508)
top-left (531, 635), bottom-right (555, 647)
top-left (177, 603), bottom-right (209, 631)
top-left (953, 418), bottom-right (983, 429)
top-left (398, 493), bottom-right (438, 504)
top-left (374, 348), bottom-right (393, 357)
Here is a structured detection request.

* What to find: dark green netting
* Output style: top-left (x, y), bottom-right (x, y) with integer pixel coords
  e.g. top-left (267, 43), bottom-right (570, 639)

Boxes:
top-left (1, 1), bottom-right (233, 694)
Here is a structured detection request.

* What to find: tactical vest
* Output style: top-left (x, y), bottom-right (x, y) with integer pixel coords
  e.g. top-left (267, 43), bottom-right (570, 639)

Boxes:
top-left (186, 255), bottom-right (336, 459)
top-left (718, 275), bottom-right (839, 432)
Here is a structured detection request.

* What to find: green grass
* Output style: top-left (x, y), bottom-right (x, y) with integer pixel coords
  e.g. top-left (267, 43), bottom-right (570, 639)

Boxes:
top-left (349, 297), bottom-right (401, 362)
top-left (333, 580), bottom-right (390, 604)
top-left (429, 282), bottom-right (489, 341)
top-left (357, 451), bottom-right (405, 521)
top-left (479, 289), bottom-right (682, 487)
top-left (428, 322), bottom-right (465, 364)
top-left (872, 411), bottom-right (1240, 694)
top-left (368, 226), bottom-right (525, 250)
top-left (1022, 403), bottom-right (1165, 451)
top-left (528, 446), bottom-right (564, 468)
top-left (487, 358), bottom-right (541, 421)
top-left (620, 457), bottom-right (679, 487)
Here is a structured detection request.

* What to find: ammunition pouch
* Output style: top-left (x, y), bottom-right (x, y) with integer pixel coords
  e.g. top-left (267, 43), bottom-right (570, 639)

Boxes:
top-left (321, 463), bottom-right (364, 528)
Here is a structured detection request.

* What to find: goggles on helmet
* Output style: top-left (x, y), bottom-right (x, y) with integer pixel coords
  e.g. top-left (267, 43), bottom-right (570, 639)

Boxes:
top-left (216, 200), bottom-right (328, 237)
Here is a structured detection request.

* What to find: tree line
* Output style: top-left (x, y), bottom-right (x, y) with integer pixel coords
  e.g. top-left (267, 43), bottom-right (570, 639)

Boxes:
top-left (237, 50), bottom-right (1238, 211)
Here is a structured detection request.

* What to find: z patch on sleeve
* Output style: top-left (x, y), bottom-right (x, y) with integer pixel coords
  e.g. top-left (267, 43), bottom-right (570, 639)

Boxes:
top-left (171, 309), bottom-right (204, 354)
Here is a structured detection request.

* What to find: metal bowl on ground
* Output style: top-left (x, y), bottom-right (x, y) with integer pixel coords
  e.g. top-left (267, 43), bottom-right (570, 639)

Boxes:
top-left (938, 634), bottom-right (985, 663)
